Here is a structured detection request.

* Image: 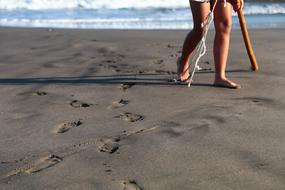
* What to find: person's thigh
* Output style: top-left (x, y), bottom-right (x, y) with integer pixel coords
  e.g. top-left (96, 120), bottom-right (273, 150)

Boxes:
top-left (213, 1), bottom-right (233, 32)
top-left (190, 1), bottom-right (210, 29)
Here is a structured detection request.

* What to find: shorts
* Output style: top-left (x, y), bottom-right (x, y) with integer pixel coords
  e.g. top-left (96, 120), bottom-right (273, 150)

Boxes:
top-left (191, 0), bottom-right (227, 5)
top-left (191, 0), bottom-right (210, 2)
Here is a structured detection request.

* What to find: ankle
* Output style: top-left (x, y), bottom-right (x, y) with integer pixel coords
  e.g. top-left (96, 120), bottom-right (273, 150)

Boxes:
top-left (215, 75), bottom-right (227, 81)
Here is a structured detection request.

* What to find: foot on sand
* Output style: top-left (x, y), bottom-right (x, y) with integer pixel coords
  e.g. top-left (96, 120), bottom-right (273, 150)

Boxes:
top-left (115, 112), bottom-right (144, 122)
top-left (213, 78), bottom-right (241, 89)
top-left (109, 99), bottom-right (129, 109)
top-left (176, 57), bottom-right (191, 82)
top-left (26, 155), bottom-right (62, 174)
top-left (53, 120), bottom-right (83, 133)
top-left (70, 100), bottom-right (92, 108)
top-left (122, 180), bottom-right (143, 190)
top-left (98, 138), bottom-right (119, 154)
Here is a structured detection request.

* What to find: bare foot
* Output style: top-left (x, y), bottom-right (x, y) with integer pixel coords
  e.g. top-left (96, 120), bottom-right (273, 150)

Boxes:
top-left (213, 78), bottom-right (241, 89)
top-left (176, 57), bottom-right (190, 81)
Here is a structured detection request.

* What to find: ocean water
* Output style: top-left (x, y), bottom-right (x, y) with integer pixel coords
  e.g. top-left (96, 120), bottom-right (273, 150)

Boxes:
top-left (1, 0), bottom-right (285, 29)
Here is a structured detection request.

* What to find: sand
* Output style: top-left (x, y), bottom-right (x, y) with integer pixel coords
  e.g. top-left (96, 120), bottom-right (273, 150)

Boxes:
top-left (0, 28), bottom-right (285, 190)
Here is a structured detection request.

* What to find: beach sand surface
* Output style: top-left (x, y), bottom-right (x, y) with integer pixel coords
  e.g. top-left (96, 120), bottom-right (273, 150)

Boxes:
top-left (0, 28), bottom-right (285, 190)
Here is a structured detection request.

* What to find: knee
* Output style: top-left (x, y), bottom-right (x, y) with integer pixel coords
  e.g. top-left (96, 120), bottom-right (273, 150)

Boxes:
top-left (216, 20), bottom-right (232, 35)
top-left (192, 26), bottom-right (207, 39)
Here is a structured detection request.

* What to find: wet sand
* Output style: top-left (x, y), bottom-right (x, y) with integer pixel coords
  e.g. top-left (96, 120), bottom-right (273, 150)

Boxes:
top-left (0, 28), bottom-right (285, 190)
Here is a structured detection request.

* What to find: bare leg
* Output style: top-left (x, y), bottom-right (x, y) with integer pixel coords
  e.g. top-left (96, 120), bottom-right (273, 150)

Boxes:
top-left (178, 1), bottom-right (210, 81)
top-left (213, 1), bottom-right (241, 88)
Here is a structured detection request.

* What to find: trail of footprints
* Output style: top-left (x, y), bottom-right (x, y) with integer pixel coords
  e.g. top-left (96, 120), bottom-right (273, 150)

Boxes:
top-left (2, 87), bottom-right (148, 186)
top-left (2, 44), bottom-right (185, 187)
top-left (1, 114), bottom-right (160, 180)
top-left (4, 100), bottom-right (275, 189)
top-left (1, 123), bottom-right (160, 185)
top-left (4, 98), bottom-right (267, 181)
top-left (9, 75), bottom-right (277, 187)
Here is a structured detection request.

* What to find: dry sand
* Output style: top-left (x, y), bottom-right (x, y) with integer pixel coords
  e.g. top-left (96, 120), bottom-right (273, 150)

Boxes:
top-left (0, 28), bottom-right (285, 190)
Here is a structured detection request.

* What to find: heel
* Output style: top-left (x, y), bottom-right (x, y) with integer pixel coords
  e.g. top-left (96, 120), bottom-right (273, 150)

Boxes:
top-left (176, 56), bottom-right (182, 78)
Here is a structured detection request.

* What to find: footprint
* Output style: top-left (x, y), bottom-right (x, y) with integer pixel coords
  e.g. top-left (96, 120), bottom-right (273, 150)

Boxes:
top-left (237, 150), bottom-right (271, 172)
top-left (1, 158), bottom-right (25, 164)
top-left (106, 59), bottom-right (117, 64)
top-left (167, 44), bottom-right (181, 49)
top-left (5, 155), bottom-right (63, 178)
top-left (167, 44), bottom-right (174, 48)
top-left (103, 162), bottom-right (113, 175)
top-left (119, 83), bottom-right (136, 91)
top-left (108, 64), bottom-right (121, 72)
top-left (25, 155), bottom-right (62, 174)
top-left (234, 97), bottom-right (275, 106)
top-left (105, 169), bottom-right (112, 174)
top-left (70, 100), bottom-right (92, 108)
top-left (170, 53), bottom-right (179, 58)
top-left (98, 138), bottom-right (119, 154)
top-left (53, 120), bottom-right (82, 133)
top-left (122, 180), bottom-right (143, 190)
top-left (155, 121), bottom-right (183, 138)
top-left (233, 96), bottom-right (285, 111)
top-left (115, 112), bottom-right (144, 123)
top-left (33, 91), bottom-right (47, 96)
top-left (108, 99), bottom-right (129, 109)
top-left (153, 59), bottom-right (164, 65)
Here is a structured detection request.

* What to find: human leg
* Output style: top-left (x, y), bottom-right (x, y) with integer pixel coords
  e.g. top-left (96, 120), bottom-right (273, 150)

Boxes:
top-left (178, 1), bottom-right (210, 81)
top-left (213, 0), bottom-right (240, 88)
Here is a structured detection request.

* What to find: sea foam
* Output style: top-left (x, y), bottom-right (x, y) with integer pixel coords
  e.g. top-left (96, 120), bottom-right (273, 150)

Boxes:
top-left (1, 0), bottom-right (285, 15)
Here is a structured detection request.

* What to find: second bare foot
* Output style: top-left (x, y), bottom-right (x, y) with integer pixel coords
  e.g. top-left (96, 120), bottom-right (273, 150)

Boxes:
top-left (213, 78), bottom-right (241, 89)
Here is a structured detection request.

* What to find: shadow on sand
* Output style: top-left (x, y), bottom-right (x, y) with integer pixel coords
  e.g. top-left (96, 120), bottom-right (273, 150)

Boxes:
top-left (0, 69), bottom-right (251, 88)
